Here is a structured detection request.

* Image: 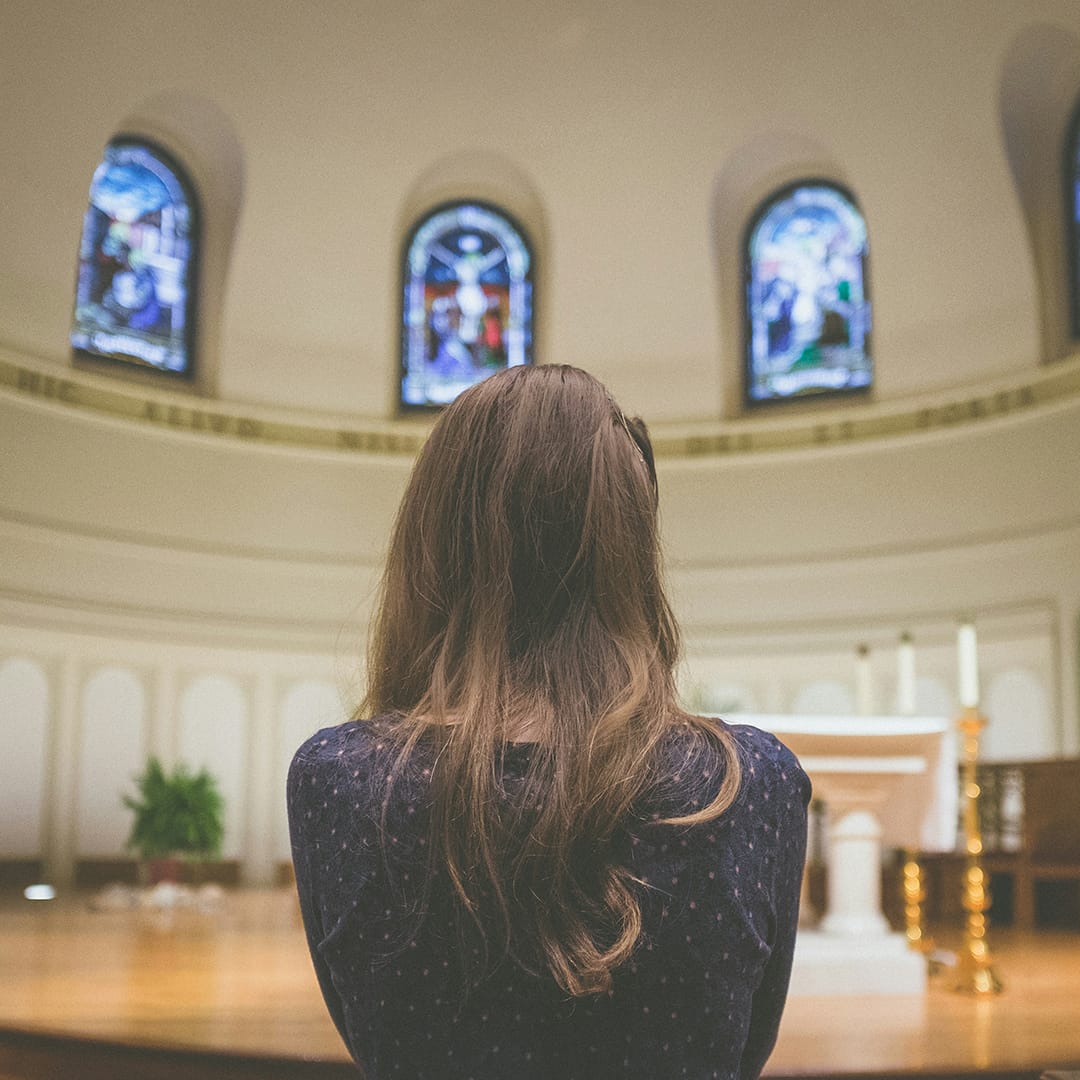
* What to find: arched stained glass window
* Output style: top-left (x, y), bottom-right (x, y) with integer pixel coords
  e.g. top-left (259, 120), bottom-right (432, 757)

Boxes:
top-left (71, 138), bottom-right (198, 378)
top-left (400, 200), bottom-right (533, 410)
top-left (1068, 103), bottom-right (1080, 339)
top-left (744, 182), bottom-right (871, 405)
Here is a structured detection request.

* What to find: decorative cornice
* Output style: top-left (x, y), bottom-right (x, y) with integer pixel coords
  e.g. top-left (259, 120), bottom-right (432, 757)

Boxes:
top-left (0, 356), bottom-right (429, 456)
top-left (3, 352), bottom-right (1079, 460)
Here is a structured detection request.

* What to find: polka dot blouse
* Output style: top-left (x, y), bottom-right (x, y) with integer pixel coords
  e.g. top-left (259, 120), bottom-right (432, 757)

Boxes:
top-left (288, 720), bottom-right (810, 1080)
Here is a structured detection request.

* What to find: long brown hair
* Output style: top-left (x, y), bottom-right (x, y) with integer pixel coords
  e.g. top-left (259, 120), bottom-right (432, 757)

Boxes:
top-left (364, 364), bottom-right (740, 996)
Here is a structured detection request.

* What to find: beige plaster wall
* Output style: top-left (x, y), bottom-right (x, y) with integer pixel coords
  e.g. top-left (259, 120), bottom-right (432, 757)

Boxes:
top-left (1, 1), bottom-right (1079, 872)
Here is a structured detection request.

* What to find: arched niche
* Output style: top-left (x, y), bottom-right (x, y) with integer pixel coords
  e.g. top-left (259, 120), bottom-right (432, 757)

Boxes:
top-left (399, 200), bottom-right (535, 411)
top-left (178, 673), bottom-right (249, 859)
top-left (393, 150), bottom-right (548, 417)
top-left (77, 666), bottom-right (147, 855)
top-left (0, 657), bottom-right (50, 856)
top-left (885, 674), bottom-right (954, 719)
top-left (983, 668), bottom-right (1054, 762)
top-left (913, 676), bottom-right (953, 720)
top-left (71, 137), bottom-right (200, 381)
top-left (692, 682), bottom-right (759, 716)
top-left (998, 23), bottom-right (1080, 363)
top-left (711, 131), bottom-right (855, 417)
top-left (791, 679), bottom-right (855, 716)
top-left (74, 91), bottom-right (244, 396)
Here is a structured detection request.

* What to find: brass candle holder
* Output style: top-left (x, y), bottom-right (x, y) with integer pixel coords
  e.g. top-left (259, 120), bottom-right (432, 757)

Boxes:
top-left (951, 706), bottom-right (1003, 994)
top-left (901, 848), bottom-right (933, 953)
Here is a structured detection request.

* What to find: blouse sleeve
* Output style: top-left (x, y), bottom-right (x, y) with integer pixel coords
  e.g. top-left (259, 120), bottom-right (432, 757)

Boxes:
top-left (738, 751), bottom-right (811, 1080)
top-left (286, 739), bottom-right (352, 1049)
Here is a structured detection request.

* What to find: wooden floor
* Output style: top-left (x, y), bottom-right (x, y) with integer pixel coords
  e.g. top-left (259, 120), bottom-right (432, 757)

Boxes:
top-left (0, 888), bottom-right (1078, 1079)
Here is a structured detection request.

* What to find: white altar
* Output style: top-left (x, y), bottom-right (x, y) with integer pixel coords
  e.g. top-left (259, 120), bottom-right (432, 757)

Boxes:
top-left (737, 714), bottom-right (958, 996)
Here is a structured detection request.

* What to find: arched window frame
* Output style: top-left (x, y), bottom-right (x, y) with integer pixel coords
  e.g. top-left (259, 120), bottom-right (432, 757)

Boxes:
top-left (1066, 99), bottom-right (1080, 340)
top-left (742, 179), bottom-right (872, 407)
top-left (71, 135), bottom-right (201, 381)
top-left (399, 199), bottom-right (535, 412)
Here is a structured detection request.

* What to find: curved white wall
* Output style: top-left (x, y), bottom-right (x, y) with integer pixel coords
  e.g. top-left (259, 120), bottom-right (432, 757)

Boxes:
top-left (1, 364), bottom-right (1076, 888)
top-left (1, 1), bottom-right (1079, 883)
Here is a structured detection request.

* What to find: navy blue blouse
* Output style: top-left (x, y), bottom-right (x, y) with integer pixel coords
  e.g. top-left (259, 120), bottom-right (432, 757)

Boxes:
top-left (288, 719), bottom-right (810, 1080)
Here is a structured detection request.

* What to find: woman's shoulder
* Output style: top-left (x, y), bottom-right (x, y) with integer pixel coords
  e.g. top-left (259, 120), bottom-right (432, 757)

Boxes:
top-left (653, 718), bottom-right (811, 814)
top-left (725, 721), bottom-right (810, 784)
top-left (287, 716), bottom-right (409, 809)
top-left (726, 720), bottom-right (813, 812)
top-left (291, 716), bottom-right (382, 763)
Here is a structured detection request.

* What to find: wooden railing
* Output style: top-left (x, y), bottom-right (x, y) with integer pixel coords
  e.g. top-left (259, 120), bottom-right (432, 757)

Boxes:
top-left (921, 758), bottom-right (1080, 930)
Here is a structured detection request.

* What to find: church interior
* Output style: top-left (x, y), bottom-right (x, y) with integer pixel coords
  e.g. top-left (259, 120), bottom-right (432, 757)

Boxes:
top-left (2, 1), bottom-right (1080, 1076)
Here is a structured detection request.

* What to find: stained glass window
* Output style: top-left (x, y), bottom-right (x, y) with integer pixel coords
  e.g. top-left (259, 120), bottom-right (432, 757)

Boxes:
top-left (401, 201), bottom-right (533, 410)
top-left (744, 182), bottom-right (871, 405)
top-left (71, 138), bottom-right (198, 378)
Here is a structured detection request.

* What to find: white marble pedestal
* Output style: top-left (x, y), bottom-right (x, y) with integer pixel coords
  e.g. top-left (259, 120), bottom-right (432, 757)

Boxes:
top-left (738, 715), bottom-right (956, 996)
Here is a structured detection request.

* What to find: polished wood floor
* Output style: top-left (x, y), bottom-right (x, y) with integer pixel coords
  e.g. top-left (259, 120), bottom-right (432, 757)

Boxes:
top-left (0, 888), bottom-right (1078, 1079)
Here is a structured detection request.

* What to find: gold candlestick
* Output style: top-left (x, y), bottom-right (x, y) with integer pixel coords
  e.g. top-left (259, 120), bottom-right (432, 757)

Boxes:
top-left (951, 706), bottom-right (1003, 994)
top-left (901, 848), bottom-right (933, 953)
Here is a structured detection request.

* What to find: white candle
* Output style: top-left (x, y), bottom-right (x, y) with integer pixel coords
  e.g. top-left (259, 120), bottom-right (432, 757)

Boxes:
top-left (957, 621), bottom-right (979, 708)
top-left (855, 644), bottom-right (874, 716)
top-left (897, 632), bottom-right (916, 715)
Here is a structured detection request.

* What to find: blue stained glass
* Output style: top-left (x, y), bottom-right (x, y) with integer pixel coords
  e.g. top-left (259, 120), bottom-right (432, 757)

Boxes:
top-left (401, 202), bottom-right (533, 409)
top-left (71, 140), bottom-right (197, 377)
top-left (745, 183), bottom-right (872, 404)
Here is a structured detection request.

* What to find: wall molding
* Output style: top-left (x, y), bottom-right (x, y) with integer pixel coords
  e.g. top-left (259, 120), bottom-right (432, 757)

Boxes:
top-left (4, 348), bottom-right (1080, 460)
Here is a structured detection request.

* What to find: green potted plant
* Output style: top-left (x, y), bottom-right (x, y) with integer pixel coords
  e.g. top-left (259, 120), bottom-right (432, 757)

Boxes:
top-left (123, 756), bottom-right (225, 884)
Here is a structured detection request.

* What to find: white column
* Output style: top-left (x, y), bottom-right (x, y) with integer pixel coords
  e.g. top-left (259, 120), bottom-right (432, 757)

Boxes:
top-left (897, 633), bottom-right (916, 716)
top-left (820, 803), bottom-right (889, 937)
top-left (241, 666), bottom-right (278, 887)
top-left (855, 645), bottom-right (875, 716)
top-left (957, 621), bottom-right (980, 709)
top-left (43, 655), bottom-right (81, 889)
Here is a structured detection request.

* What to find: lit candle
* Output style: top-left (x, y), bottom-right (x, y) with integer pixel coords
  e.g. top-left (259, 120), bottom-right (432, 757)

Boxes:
top-left (855, 643), bottom-right (874, 716)
top-left (897, 632), bottom-right (916, 715)
top-left (957, 621), bottom-right (979, 709)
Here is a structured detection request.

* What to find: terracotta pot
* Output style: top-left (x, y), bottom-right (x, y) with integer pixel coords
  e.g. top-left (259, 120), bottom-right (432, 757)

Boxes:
top-left (147, 857), bottom-right (183, 885)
